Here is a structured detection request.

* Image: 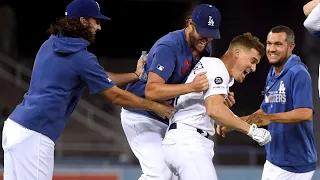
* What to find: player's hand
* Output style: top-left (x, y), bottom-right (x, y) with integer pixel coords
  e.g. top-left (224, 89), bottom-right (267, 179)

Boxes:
top-left (247, 124), bottom-right (272, 146)
top-left (152, 102), bottom-right (176, 119)
top-left (216, 125), bottom-right (233, 138)
top-left (224, 92), bottom-right (235, 108)
top-left (246, 113), bottom-right (270, 127)
top-left (189, 72), bottom-right (209, 92)
top-left (135, 54), bottom-right (147, 79)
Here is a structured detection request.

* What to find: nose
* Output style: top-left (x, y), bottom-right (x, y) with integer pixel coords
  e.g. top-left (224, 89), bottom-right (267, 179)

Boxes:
top-left (251, 64), bottom-right (257, 73)
top-left (267, 44), bottom-right (276, 52)
top-left (96, 24), bottom-right (101, 31)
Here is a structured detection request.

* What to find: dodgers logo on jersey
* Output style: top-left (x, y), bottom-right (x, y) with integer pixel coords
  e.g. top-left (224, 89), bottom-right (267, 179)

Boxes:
top-left (181, 59), bottom-right (192, 74)
top-left (265, 80), bottom-right (286, 104)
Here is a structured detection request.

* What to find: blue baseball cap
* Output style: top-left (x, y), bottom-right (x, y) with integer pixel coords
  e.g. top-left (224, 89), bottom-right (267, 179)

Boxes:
top-left (192, 4), bottom-right (221, 39)
top-left (65, 0), bottom-right (111, 20)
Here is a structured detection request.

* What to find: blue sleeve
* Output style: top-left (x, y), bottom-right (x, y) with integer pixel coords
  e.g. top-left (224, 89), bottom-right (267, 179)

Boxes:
top-left (77, 54), bottom-right (115, 95)
top-left (291, 70), bottom-right (314, 110)
top-left (149, 44), bottom-right (176, 82)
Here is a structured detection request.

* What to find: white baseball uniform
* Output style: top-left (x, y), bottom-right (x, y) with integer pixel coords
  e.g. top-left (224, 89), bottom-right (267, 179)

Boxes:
top-left (161, 57), bottom-right (234, 180)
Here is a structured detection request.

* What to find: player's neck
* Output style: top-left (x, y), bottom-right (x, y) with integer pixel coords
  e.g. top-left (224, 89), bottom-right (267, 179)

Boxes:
top-left (220, 52), bottom-right (233, 78)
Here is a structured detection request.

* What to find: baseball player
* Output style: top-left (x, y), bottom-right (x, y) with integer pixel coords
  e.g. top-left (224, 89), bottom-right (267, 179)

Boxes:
top-left (1, 0), bottom-right (174, 180)
top-left (121, 4), bottom-right (226, 180)
top-left (162, 33), bottom-right (271, 180)
top-left (244, 26), bottom-right (316, 180)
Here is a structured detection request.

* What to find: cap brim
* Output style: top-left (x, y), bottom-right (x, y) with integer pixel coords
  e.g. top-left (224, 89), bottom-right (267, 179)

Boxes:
top-left (195, 26), bottom-right (220, 39)
top-left (95, 14), bottom-right (111, 20)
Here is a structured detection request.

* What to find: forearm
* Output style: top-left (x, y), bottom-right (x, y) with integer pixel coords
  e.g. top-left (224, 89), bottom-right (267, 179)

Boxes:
top-left (145, 83), bottom-right (192, 101)
top-left (106, 72), bottom-right (138, 86)
top-left (268, 108), bottom-right (313, 124)
top-left (303, 0), bottom-right (320, 16)
top-left (207, 101), bottom-right (249, 134)
top-left (304, 2), bottom-right (320, 31)
top-left (110, 88), bottom-right (156, 111)
top-left (240, 109), bottom-right (265, 121)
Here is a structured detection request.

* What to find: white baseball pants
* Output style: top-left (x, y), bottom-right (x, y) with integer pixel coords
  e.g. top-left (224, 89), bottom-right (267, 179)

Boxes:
top-left (2, 119), bottom-right (55, 180)
top-left (261, 160), bottom-right (315, 180)
top-left (161, 123), bottom-right (218, 180)
top-left (120, 108), bottom-right (177, 180)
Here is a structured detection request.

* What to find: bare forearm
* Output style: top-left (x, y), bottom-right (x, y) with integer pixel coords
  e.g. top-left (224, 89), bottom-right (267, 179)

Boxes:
top-left (145, 83), bottom-right (192, 101)
top-left (207, 101), bottom-right (249, 134)
top-left (106, 72), bottom-right (138, 86)
top-left (304, 0), bottom-right (320, 16)
top-left (111, 89), bottom-right (156, 111)
top-left (240, 109), bottom-right (265, 121)
top-left (269, 108), bottom-right (313, 124)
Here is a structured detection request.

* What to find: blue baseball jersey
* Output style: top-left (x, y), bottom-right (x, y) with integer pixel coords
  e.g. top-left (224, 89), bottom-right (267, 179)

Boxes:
top-left (260, 54), bottom-right (317, 173)
top-left (9, 34), bottom-right (115, 143)
top-left (125, 29), bottom-right (212, 124)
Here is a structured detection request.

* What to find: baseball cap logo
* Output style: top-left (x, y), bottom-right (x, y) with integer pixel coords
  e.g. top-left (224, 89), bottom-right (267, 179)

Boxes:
top-left (96, 2), bottom-right (100, 10)
top-left (208, 16), bottom-right (215, 26)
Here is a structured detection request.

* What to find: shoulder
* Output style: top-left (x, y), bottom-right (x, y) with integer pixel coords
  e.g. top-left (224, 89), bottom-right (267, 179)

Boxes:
top-left (200, 57), bottom-right (225, 69)
top-left (155, 30), bottom-right (185, 50)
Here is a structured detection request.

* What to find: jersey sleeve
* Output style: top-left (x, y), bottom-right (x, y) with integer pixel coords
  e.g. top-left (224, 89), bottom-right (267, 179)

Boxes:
top-left (304, 3), bottom-right (320, 34)
top-left (201, 58), bottom-right (230, 100)
top-left (76, 54), bottom-right (115, 95)
top-left (149, 44), bottom-right (176, 82)
top-left (291, 69), bottom-right (314, 110)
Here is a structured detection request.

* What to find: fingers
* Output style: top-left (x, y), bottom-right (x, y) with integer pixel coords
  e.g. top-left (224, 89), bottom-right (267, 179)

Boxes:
top-left (216, 125), bottom-right (221, 135)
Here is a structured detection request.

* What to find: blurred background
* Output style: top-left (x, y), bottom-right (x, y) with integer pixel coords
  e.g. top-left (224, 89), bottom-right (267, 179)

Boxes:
top-left (0, 0), bottom-right (320, 179)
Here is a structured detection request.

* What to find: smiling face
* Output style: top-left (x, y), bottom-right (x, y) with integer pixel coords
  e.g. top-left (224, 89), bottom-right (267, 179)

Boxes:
top-left (232, 47), bottom-right (261, 83)
top-left (266, 32), bottom-right (294, 67)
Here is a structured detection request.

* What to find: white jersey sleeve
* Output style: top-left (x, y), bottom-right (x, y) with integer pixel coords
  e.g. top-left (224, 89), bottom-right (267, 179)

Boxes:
top-left (194, 57), bottom-right (231, 100)
top-left (304, 3), bottom-right (320, 34)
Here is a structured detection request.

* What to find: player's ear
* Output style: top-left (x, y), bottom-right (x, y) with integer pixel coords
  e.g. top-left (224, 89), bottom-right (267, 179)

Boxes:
top-left (288, 42), bottom-right (295, 52)
top-left (234, 48), bottom-right (240, 59)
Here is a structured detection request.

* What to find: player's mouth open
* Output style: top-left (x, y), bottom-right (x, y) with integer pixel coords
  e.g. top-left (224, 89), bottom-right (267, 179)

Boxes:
top-left (198, 40), bottom-right (207, 47)
top-left (243, 69), bottom-right (251, 76)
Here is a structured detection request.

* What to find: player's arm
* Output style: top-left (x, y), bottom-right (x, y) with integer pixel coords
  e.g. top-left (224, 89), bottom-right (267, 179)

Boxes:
top-left (105, 54), bottom-right (147, 86)
top-left (145, 44), bottom-right (207, 101)
top-left (205, 95), bottom-right (249, 134)
top-left (304, 0), bottom-right (320, 32)
top-left (106, 72), bottom-right (138, 86)
top-left (247, 70), bottom-right (314, 127)
top-left (99, 86), bottom-right (174, 119)
top-left (78, 54), bottom-right (174, 119)
top-left (303, 0), bottom-right (320, 16)
top-left (240, 109), bottom-right (266, 122)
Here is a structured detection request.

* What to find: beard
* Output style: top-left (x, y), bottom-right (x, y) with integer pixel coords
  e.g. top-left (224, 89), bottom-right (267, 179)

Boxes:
top-left (188, 28), bottom-right (208, 54)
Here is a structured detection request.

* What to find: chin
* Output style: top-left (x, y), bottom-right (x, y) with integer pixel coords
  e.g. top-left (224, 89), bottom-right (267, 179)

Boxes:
top-left (268, 58), bottom-right (280, 65)
top-left (235, 77), bottom-right (244, 83)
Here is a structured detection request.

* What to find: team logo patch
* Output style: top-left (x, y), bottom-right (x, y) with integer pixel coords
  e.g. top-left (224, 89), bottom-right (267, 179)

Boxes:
top-left (214, 77), bottom-right (223, 84)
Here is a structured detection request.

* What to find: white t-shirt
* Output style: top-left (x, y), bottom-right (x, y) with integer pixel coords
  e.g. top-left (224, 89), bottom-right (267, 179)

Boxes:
top-left (170, 57), bottom-right (234, 135)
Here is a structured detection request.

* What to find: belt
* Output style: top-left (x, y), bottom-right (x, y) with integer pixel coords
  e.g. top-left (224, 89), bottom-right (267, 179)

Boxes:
top-left (168, 123), bottom-right (209, 138)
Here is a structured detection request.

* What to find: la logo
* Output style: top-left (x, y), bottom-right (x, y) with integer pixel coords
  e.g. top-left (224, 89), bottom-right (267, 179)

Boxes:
top-left (208, 16), bottom-right (214, 26)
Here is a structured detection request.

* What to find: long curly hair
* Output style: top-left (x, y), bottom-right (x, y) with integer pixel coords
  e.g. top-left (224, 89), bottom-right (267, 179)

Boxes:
top-left (47, 17), bottom-right (95, 43)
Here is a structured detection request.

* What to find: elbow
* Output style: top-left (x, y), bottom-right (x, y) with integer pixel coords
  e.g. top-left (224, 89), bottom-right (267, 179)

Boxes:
top-left (304, 18), bottom-right (319, 32)
top-left (145, 84), bottom-right (158, 101)
top-left (207, 107), bottom-right (220, 121)
top-left (306, 111), bottom-right (313, 121)
top-left (301, 108), bottom-right (313, 121)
